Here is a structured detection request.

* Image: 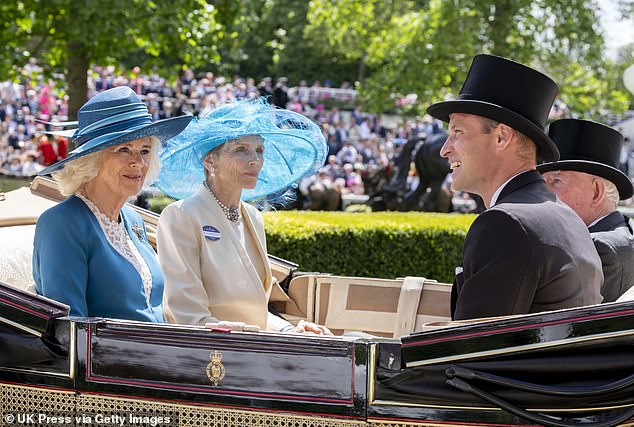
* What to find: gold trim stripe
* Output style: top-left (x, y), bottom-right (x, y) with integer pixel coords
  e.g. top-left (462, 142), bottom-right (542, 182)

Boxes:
top-left (0, 315), bottom-right (42, 337)
top-left (69, 321), bottom-right (76, 380)
top-left (367, 419), bottom-right (499, 426)
top-left (369, 344), bottom-right (376, 404)
top-left (370, 399), bottom-right (634, 413)
top-left (370, 399), bottom-right (497, 411)
top-left (0, 366), bottom-right (70, 378)
top-left (406, 329), bottom-right (634, 367)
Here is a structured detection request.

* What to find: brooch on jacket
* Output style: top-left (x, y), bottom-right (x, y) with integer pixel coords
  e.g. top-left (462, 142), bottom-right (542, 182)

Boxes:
top-left (132, 222), bottom-right (145, 241)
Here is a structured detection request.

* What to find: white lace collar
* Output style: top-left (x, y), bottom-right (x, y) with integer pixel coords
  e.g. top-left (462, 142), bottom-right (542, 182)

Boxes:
top-left (75, 193), bottom-right (153, 307)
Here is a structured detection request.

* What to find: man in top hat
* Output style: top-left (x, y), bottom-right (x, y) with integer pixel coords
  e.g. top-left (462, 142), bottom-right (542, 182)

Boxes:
top-left (539, 119), bottom-right (634, 302)
top-left (427, 54), bottom-right (602, 320)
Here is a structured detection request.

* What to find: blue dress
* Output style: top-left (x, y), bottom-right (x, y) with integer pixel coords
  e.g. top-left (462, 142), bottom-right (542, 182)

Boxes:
top-left (33, 195), bottom-right (164, 322)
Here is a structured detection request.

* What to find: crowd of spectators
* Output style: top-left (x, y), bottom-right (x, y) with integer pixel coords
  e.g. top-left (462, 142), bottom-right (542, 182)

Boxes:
top-left (0, 61), bottom-right (460, 211)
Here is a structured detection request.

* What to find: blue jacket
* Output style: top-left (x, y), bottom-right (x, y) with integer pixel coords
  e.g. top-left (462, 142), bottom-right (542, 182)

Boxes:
top-left (33, 195), bottom-right (164, 322)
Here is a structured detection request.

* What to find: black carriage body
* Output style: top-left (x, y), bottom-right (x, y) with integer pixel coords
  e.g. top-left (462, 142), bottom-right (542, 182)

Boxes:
top-left (1, 281), bottom-right (634, 426)
top-left (371, 304), bottom-right (634, 426)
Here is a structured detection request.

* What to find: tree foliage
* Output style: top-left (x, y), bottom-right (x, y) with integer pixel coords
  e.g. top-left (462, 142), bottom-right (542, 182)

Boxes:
top-left (0, 0), bottom-right (229, 118)
top-left (305, 0), bottom-right (417, 83)
top-left (304, 0), bottom-right (634, 119)
top-left (1, 0), bottom-right (633, 119)
top-left (214, 0), bottom-right (358, 85)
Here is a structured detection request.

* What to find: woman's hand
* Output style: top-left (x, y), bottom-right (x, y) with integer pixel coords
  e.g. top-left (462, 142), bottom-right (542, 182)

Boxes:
top-left (293, 320), bottom-right (334, 336)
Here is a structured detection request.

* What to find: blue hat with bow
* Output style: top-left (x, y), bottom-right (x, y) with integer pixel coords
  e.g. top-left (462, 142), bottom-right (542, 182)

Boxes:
top-left (156, 97), bottom-right (327, 201)
top-left (38, 86), bottom-right (193, 175)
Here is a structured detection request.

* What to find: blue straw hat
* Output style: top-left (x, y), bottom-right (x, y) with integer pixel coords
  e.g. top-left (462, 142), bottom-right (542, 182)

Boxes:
top-left (156, 98), bottom-right (327, 201)
top-left (38, 86), bottom-right (193, 175)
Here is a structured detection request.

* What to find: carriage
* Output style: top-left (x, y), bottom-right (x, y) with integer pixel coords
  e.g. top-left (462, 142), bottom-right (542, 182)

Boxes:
top-left (1, 177), bottom-right (633, 427)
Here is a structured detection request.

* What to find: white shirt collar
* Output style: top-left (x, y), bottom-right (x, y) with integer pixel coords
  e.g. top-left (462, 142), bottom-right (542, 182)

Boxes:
top-left (490, 170), bottom-right (531, 207)
top-left (587, 213), bottom-right (611, 229)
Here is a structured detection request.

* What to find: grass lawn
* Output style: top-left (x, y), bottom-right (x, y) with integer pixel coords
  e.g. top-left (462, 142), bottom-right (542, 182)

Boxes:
top-left (0, 176), bottom-right (32, 193)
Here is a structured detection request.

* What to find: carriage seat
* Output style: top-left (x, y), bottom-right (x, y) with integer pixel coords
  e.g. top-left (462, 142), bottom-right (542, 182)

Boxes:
top-left (276, 273), bottom-right (452, 338)
top-left (0, 182), bottom-right (60, 293)
top-left (616, 285), bottom-right (634, 302)
top-left (0, 224), bottom-right (37, 293)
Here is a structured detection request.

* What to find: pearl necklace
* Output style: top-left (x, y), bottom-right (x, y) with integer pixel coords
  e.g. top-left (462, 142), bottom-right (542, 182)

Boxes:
top-left (203, 181), bottom-right (240, 223)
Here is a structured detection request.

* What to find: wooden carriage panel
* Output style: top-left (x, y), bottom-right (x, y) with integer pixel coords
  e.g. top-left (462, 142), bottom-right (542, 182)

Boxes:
top-left (282, 275), bottom-right (452, 338)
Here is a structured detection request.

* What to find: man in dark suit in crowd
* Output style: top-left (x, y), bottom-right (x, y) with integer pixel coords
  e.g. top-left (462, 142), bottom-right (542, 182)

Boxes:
top-left (539, 119), bottom-right (634, 302)
top-left (257, 77), bottom-right (273, 99)
top-left (427, 54), bottom-right (603, 320)
top-left (272, 77), bottom-right (289, 108)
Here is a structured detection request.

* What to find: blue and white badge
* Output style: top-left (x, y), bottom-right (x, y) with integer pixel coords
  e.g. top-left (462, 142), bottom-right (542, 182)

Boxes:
top-left (202, 225), bottom-right (221, 241)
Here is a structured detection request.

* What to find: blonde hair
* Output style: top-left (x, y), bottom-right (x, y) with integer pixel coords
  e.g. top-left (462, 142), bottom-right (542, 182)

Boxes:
top-left (144, 137), bottom-right (162, 185)
top-left (53, 151), bottom-right (104, 196)
top-left (53, 136), bottom-right (161, 196)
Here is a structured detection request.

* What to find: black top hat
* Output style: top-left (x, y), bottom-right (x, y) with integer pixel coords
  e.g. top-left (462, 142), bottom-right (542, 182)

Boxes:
top-left (427, 54), bottom-right (560, 162)
top-left (537, 119), bottom-right (632, 199)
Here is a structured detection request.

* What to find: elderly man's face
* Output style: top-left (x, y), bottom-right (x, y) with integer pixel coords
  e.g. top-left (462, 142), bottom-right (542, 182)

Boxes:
top-left (542, 170), bottom-right (596, 225)
top-left (440, 113), bottom-right (497, 196)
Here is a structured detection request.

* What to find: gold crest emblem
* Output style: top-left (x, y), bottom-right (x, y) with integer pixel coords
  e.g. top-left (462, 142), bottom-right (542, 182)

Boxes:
top-left (206, 350), bottom-right (225, 386)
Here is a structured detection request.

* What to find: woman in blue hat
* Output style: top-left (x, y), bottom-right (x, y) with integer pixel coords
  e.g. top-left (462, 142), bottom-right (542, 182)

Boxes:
top-left (156, 98), bottom-right (331, 333)
top-left (33, 86), bottom-right (192, 322)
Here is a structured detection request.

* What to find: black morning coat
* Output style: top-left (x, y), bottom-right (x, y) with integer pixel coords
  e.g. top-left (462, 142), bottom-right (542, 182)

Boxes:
top-left (589, 211), bottom-right (634, 303)
top-left (451, 170), bottom-right (603, 320)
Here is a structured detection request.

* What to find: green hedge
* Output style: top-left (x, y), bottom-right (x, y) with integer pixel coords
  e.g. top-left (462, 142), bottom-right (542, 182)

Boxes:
top-left (147, 196), bottom-right (476, 283)
top-left (263, 211), bottom-right (476, 283)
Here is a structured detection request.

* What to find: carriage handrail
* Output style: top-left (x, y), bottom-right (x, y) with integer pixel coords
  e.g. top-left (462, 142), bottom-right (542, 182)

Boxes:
top-left (447, 375), bottom-right (634, 427)
top-left (446, 365), bottom-right (634, 397)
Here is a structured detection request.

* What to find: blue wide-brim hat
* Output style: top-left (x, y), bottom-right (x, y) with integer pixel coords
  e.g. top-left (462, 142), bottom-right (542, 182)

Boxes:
top-left (38, 86), bottom-right (193, 176)
top-left (156, 98), bottom-right (327, 201)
